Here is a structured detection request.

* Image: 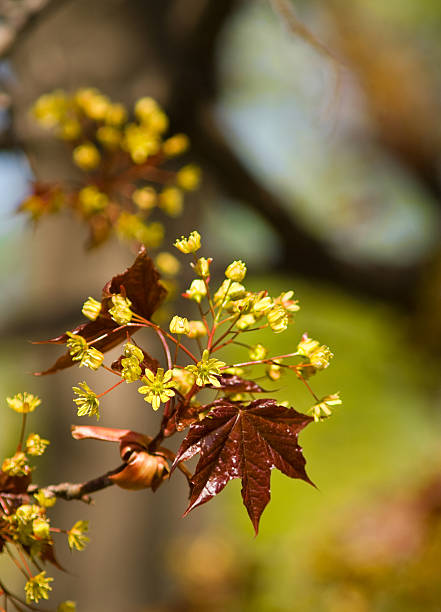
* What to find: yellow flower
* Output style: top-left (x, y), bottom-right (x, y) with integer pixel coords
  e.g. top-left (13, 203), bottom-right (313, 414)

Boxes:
top-left (66, 332), bottom-right (88, 361)
top-left (267, 305), bottom-right (289, 333)
top-left (2, 452), bottom-right (32, 477)
top-left (109, 294), bottom-right (133, 325)
top-left (79, 347), bottom-right (104, 371)
top-left (297, 334), bottom-right (333, 370)
top-left (25, 571), bottom-right (53, 604)
top-left (68, 520), bottom-right (90, 551)
top-left (26, 434), bottom-right (50, 457)
top-left (138, 368), bottom-right (175, 411)
top-left (225, 260), bottom-right (247, 282)
top-left (73, 382), bottom-right (100, 420)
top-left (7, 392), bottom-right (41, 414)
top-left (174, 230), bottom-right (201, 254)
top-left (32, 90), bottom-right (68, 128)
top-left (123, 123), bottom-right (160, 164)
top-left (310, 393), bottom-right (342, 422)
top-left (82, 296), bottom-right (102, 321)
top-left (185, 350), bottom-right (226, 388)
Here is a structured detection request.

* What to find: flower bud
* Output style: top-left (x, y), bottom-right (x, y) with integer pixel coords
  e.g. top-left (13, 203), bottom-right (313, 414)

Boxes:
top-left (121, 356), bottom-right (142, 383)
top-left (176, 164), bottom-right (201, 190)
top-left (184, 279), bottom-right (207, 303)
top-left (123, 343), bottom-right (144, 362)
top-left (278, 290), bottom-right (300, 313)
top-left (155, 252), bottom-right (181, 276)
top-left (134, 96), bottom-right (159, 122)
top-left (72, 142), bottom-right (101, 170)
top-left (214, 280), bottom-right (245, 303)
top-left (163, 133), bottom-right (189, 157)
top-left (187, 320), bottom-right (207, 339)
top-left (249, 344), bottom-right (267, 361)
top-left (105, 102), bottom-right (127, 126)
top-left (253, 296), bottom-right (273, 314)
top-left (159, 187), bottom-right (183, 217)
top-left (193, 257), bottom-right (212, 278)
top-left (169, 315), bottom-right (190, 335)
top-left (225, 260), bottom-right (247, 282)
top-left (266, 360), bottom-right (282, 381)
top-left (132, 186), bottom-right (157, 210)
top-left (236, 314), bottom-right (256, 330)
top-left (96, 125), bottom-right (121, 149)
top-left (110, 446), bottom-right (169, 491)
top-left (297, 334), bottom-right (320, 358)
top-left (33, 517), bottom-right (50, 540)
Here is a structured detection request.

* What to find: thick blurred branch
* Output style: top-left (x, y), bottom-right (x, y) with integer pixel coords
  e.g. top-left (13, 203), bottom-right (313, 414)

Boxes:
top-left (4, 0), bottom-right (436, 310)
top-left (0, 0), bottom-right (65, 57)
top-left (136, 0), bottom-right (423, 307)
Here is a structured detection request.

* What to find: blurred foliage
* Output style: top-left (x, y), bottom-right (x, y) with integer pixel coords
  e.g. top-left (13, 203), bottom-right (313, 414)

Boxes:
top-left (150, 274), bottom-right (440, 612)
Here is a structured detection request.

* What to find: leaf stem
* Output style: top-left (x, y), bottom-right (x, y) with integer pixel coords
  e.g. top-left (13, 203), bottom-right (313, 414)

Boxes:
top-left (225, 352), bottom-right (301, 369)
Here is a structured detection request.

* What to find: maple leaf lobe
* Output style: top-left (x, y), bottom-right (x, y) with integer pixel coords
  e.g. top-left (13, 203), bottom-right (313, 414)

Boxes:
top-left (34, 247), bottom-right (166, 375)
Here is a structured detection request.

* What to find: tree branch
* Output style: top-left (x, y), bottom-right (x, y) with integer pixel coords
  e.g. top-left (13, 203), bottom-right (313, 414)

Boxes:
top-left (26, 465), bottom-right (124, 503)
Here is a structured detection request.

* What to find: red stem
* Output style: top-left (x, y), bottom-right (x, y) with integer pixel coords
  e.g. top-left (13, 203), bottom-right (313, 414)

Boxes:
top-left (97, 379), bottom-right (124, 398)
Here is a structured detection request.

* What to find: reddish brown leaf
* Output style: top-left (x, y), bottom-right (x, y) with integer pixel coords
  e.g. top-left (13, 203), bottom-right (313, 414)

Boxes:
top-left (209, 374), bottom-right (265, 394)
top-left (0, 470), bottom-right (31, 494)
top-left (104, 245), bottom-right (167, 320)
top-left (163, 401), bottom-right (202, 437)
top-left (34, 247), bottom-right (166, 375)
top-left (173, 398), bottom-right (314, 533)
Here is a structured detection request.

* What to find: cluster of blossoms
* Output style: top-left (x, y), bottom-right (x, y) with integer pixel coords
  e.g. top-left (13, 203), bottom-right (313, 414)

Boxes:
top-left (0, 394), bottom-right (88, 610)
top-left (1, 230), bottom-right (341, 608)
top-left (58, 230), bottom-right (339, 424)
top-left (19, 88), bottom-right (200, 257)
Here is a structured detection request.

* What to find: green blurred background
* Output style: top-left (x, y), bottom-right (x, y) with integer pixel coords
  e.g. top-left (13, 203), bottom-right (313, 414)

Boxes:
top-left (1, 0), bottom-right (441, 610)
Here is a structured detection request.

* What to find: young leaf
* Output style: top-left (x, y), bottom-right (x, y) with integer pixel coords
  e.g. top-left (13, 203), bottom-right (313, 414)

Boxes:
top-left (209, 374), bottom-right (265, 394)
top-left (173, 398), bottom-right (314, 533)
top-left (34, 247), bottom-right (166, 375)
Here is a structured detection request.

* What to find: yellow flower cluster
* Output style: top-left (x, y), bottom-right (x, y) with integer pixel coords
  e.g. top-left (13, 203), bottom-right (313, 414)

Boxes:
top-left (28, 89), bottom-right (202, 253)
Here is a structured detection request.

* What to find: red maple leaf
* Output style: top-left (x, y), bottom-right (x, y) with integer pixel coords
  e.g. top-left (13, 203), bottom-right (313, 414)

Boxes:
top-left (173, 398), bottom-right (314, 533)
top-left (34, 246), bottom-right (166, 375)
